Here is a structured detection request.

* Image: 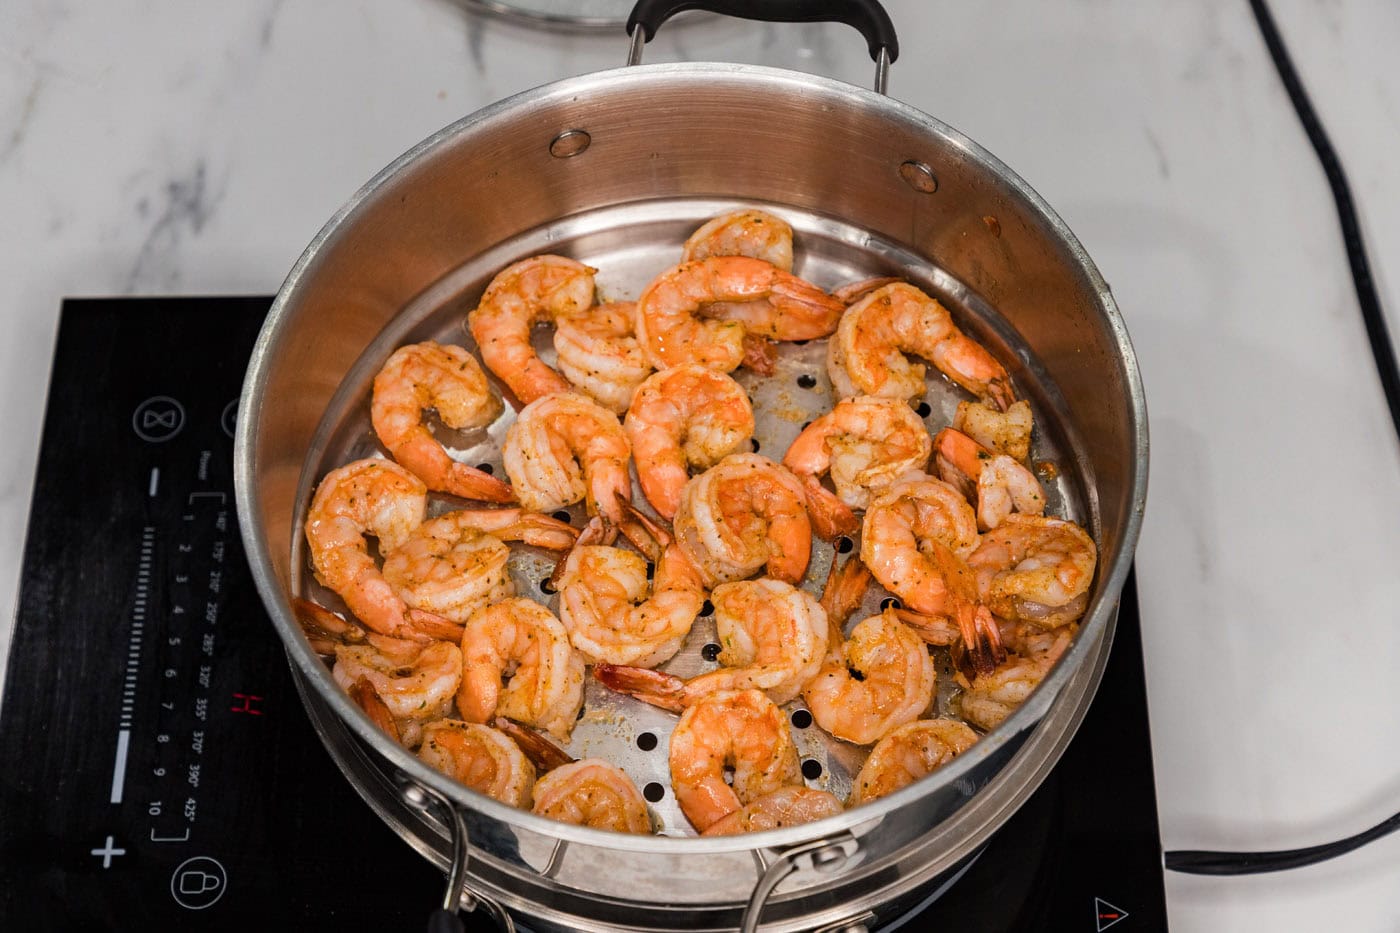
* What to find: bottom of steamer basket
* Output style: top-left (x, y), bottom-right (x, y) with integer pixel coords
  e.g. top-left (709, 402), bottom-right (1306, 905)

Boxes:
top-left (287, 595), bottom-right (1115, 933)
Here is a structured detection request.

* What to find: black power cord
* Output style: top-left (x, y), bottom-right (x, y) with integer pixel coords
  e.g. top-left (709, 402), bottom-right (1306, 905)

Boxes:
top-left (1163, 0), bottom-right (1400, 876)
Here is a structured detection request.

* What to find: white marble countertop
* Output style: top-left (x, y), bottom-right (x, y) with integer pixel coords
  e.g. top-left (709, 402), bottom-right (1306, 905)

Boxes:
top-left (3, 1), bottom-right (1399, 930)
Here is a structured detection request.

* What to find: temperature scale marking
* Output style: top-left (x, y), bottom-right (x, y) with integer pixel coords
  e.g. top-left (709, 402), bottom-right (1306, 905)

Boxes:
top-left (110, 526), bottom-right (155, 804)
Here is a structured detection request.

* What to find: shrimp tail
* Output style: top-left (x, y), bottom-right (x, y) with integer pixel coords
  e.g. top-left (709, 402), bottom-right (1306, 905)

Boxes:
top-left (834, 276), bottom-right (903, 306)
top-left (293, 598), bottom-right (366, 657)
top-left (932, 428), bottom-right (983, 505)
top-left (548, 514), bottom-right (615, 590)
top-left (986, 375), bottom-right (1016, 413)
top-left (349, 677), bottom-right (403, 744)
top-left (500, 510), bottom-right (580, 550)
top-left (593, 663), bottom-right (688, 713)
top-left (890, 607), bottom-right (961, 646)
top-left (800, 474), bottom-right (861, 541)
top-left (494, 717), bottom-right (575, 772)
top-left (741, 334), bottom-right (778, 375)
top-left (957, 604), bottom-right (1007, 678)
top-left (404, 608), bottom-right (466, 643)
top-left (614, 493), bottom-right (669, 563)
top-left (819, 554), bottom-right (874, 627)
top-left (443, 461), bottom-right (519, 504)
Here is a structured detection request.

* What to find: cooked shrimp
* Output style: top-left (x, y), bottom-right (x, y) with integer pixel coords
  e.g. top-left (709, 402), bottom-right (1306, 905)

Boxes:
top-left (467, 255), bottom-right (596, 404)
top-left (381, 508), bottom-right (577, 624)
top-left (802, 608), bottom-right (936, 746)
top-left (702, 787), bottom-right (843, 836)
top-left (827, 282), bottom-right (1014, 409)
top-left (782, 396), bottom-right (932, 540)
top-left (673, 453), bottom-right (811, 586)
top-left (667, 689), bottom-right (802, 832)
top-left (934, 427), bottom-right (1045, 531)
top-left (967, 514), bottom-right (1096, 628)
top-left (503, 392), bottom-right (632, 525)
top-left (332, 639), bottom-right (462, 729)
top-left (370, 341), bottom-right (514, 503)
top-left (457, 598), bottom-right (585, 741)
top-left (861, 476), bottom-right (1005, 674)
top-left (490, 717), bottom-right (653, 832)
top-left (958, 621), bottom-right (1071, 730)
top-left (531, 760), bottom-right (653, 834)
top-left (847, 719), bottom-right (980, 806)
top-left (635, 257), bottom-right (842, 373)
top-left (306, 458), bottom-right (459, 640)
top-left (553, 301), bottom-right (653, 414)
top-left (417, 720), bottom-right (535, 808)
top-left (557, 509), bottom-right (706, 668)
top-left (859, 475), bottom-right (980, 592)
top-left (624, 364), bottom-right (754, 520)
top-left (595, 577), bottom-right (827, 709)
top-left (681, 209), bottom-right (794, 272)
top-left (954, 400), bottom-right (1034, 463)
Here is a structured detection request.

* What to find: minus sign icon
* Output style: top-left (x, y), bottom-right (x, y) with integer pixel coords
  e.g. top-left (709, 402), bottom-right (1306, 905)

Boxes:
top-left (148, 467), bottom-right (160, 497)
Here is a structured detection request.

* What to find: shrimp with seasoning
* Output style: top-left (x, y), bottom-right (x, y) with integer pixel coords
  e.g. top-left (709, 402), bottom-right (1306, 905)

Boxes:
top-left (624, 364), bottom-right (754, 520)
top-left (332, 638), bottom-right (463, 747)
top-left (557, 506), bottom-right (706, 668)
top-left (635, 256), bottom-right (842, 374)
top-left (667, 689), bottom-right (803, 833)
top-left (305, 458), bottom-right (459, 641)
top-left (934, 427), bottom-right (1045, 531)
top-left (681, 208), bottom-right (794, 272)
top-left (954, 399), bottom-right (1034, 463)
top-left (781, 396), bottom-right (932, 540)
top-left (371, 341), bottom-right (514, 503)
top-left (457, 597), bottom-right (585, 742)
top-left (957, 622), bottom-right (1072, 732)
top-left (553, 301), bottom-right (653, 414)
top-left (803, 607), bottom-right (936, 747)
top-left (495, 718), bottom-right (652, 834)
top-left (418, 720), bottom-right (536, 808)
top-left (594, 577), bottom-right (827, 709)
top-left (381, 508), bottom-right (577, 624)
top-left (673, 453), bottom-right (811, 586)
top-left (294, 598), bottom-right (415, 744)
top-left (801, 554), bottom-right (936, 746)
top-left (847, 719), bottom-right (980, 806)
top-left (827, 282), bottom-right (1015, 409)
top-left (860, 476), bottom-right (1005, 675)
top-left (467, 255), bottom-right (596, 404)
top-left (502, 391), bottom-right (632, 526)
top-left (702, 787), bottom-right (844, 836)
top-left (967, 514), bottom-right (1096, 628)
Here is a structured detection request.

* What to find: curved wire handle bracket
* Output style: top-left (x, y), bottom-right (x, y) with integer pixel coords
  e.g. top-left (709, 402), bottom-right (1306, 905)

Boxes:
top-left (400, 780), bottom-right (517, 933)
top-left (740, 832), bottom-right (866, 933)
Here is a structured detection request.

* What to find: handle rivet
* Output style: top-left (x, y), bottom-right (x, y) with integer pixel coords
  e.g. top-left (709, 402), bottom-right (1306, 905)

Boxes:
top-left (811, 846), bottom-right (848, 872)
top-left (550, 129), bottom-right (592, 158)
top-left (899, 160), bottom-right (938, 193)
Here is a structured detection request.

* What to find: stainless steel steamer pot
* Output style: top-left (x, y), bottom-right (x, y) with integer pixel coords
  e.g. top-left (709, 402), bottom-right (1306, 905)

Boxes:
top-left (235, 3), bottom-right (1148, 929)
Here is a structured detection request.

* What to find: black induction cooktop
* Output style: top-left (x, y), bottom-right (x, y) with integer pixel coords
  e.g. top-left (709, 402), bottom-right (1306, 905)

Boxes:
top-left (0, 297), bottom-right (1166, 930)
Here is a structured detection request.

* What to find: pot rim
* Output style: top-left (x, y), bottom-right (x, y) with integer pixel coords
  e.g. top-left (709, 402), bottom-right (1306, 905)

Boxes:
top-left (234, 59), bottom-right (1149, 855)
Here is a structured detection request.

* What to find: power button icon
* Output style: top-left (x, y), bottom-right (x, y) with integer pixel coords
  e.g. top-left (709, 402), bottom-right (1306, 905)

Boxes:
top-left (170, 856), bottom-right (226, 910)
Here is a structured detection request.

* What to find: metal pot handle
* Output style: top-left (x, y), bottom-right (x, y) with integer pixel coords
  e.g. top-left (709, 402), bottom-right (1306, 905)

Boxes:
top-left (625, 0), bottom-right (898, 94)
top-left (401, 780), bottom-right (517, 933)
top-left (739, 833), bottom-right (865, 933)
